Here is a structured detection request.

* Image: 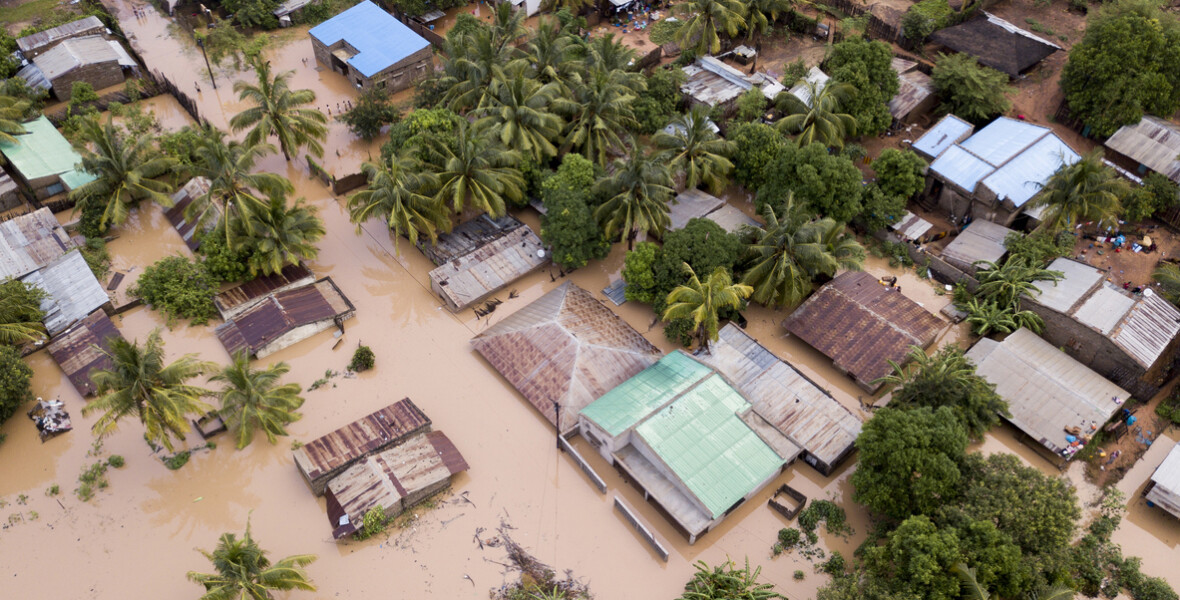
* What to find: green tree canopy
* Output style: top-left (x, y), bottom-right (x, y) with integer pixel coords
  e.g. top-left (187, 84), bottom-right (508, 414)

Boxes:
top-left (775, 81), bottom-right (858, 149)
top-left (0, 344), bottom-right (34, 425)
top-left (0, 279), bottom-right (46, 345)
top-left (540, 154), bottom-right (610, 270)
top-left (663, 264), bottom-right (753, 353)
top-left (69, 116), bottom-right (176, 232)
top-left (633, 66), bottom-right (687, 134)
top-left (187, 520), bottom-right (317, 600)
top-left (1027, 150), bottom-right (1125, 232)
top-left (213, 353), bottom-right (305, 450)
top-left (594, 143), bottom-right (674, 247)
top-left (348, 153), bottom-right (446, 254)
top-left (340, 88), bottom-right (399, 140)
top-left (931, 53), bottom-right (1013, 123)
top-left (673, 0), bottom-right (748, 56)
top-left (879, 346), bottom-right (1009, 440)
top-left (863, 515), bottom-right (963, 600)
top-left (872, 148), bottom-right (927, 200)
top-left (756, 142), bottom-right (863, 223)
top-left (826, 37), bottom-right (899, 137)
top-left (230, 56), bottom-right (327, 161)
top-left (729, 121), bottom-right (789, 191)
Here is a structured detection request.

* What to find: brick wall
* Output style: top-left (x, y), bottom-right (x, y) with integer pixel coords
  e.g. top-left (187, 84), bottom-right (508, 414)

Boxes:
top-left (51, 61), bottom-right (124, 101)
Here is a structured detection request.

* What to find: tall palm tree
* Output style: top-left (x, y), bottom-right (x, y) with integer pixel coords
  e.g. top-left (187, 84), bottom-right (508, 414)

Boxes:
top-left (230, 56), bottom-right (327, 161)
top-left (1026, 150), bottom-right (1124, 232)
top-left (187, 520), bottom-right (317, 600)
top-left (232, 192), bottom-right (326, 276)
top-left (580, 35), bottom-right (645, 92)
top-left (83, 330), bottom-right (215, 452)
top-left (0, 95), bottom-right (30, 146)
top-left (441, 28), bottom-right (518, 113)
top-left (422, 120), bottom-right (524, 218)
top-left (559, 66), bottom-right (638, 166)
top-left (1153, 262), bottom-right (1180, 305)
top-left (745, 0), bottom-right (794, 39)
top-left (475, 64), bottom-right (564, 163)
top-left (653, 105), bottom-right (736, 194)
top-left (522, 17), bottom-right (579, 91)
top-left (347, 154), bottom-right (448, 253)
top-left (489, 1), bottom-right (528, 52)
top-left (663, 264), bottom-right (753, 353)
top-left (673, 0), bottom-right (748, 56)
top-left (594, 143), bottom-right (674, 248)
top-left (189, 126), bottom-right (293, 243)
top-left (775, 81), bottom-right (858, 149)
top-left (0, 279), bottom-right (45, 345)
top-left (212, 352), bottom-right (304, 450)
top-left (878, 346), bottom-right (1008, 439)
top-left (69, 116), bottom-right (177, 231)
top-left (954, 563), bottom-right (1074, 600)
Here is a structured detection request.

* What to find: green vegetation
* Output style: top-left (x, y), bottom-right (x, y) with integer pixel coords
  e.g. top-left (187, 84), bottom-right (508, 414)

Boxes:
top-left (678, 558), bottom-right (782, 600)
top-left (957, 257), bottom-right (1061, 335)
top-left (775, 80), bottom-right (858, 150)
top-left (213, 352), bottom-right (305, 449)
top-left (541, 154), bottom-right (610, 270)
top-left (878, 346), bottom-right (1009, 439)
top-left (1156, 385), bottom-right (1180, 425)
top-left (1004, 230), bottom-right (1075, 266)
top-left (595, 144), bottom-right (674, 247)
top-left (649, 19), bottom-right (682, 45)
top-left (0, 279), bottom-right (46, 346)
top-left (826, 37), bottom-right (898, 137)
top-left (231, 55), bottom-right (328, 161)
top-left (131, 256), bottom-right (220, 325)
top-left (75, 460), bottom-right (110, 501)
top-left (772, 527), bottom-right (801, 555)
top-left (900, 0), bottom-right (953, 42)
top-left (348, 345), bottom-right (376, 372)
top-left (1123, 172), bottom-right (1180, 223)
top-left (931, 53), bottom-right (1013, 122)
top-left (662, 264), bottom-right (753, 353)
top-left (353, 506), bottom-right (389, 541)
top-left (340, 88), bottom-right (400, 140)
top-left (653, 105), bottom-right (735, 194)
top-left (106, 455), bottom-right (125, 468)
top-left (187, 520), bottom-right (317, 600)
top-left (70, 116), bottom-right (177, 233)
top-left (756, 142), bottom-right (864, 223)
top-left (0, 345), bottom-right (35, 426)
top-left (1027, 150), bottom-right (1124, 232)
top-left (80, 238), bottom-right (111, 281)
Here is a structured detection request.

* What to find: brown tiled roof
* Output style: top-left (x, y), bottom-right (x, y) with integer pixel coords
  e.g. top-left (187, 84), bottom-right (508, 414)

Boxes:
top-left (471, 282), bottom-right (661, 433)
top-left (783, 271), bottom-right (943, 391)
top-left (46, 309), bottom-right (123, 397)
top-left (215, 277), bottom-right (353, 357)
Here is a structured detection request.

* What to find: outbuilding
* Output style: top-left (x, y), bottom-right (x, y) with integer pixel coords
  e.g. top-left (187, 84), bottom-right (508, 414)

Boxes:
top-left (33, 36), bottom-right (131, 101)
top-left (1146, 443), bottom-right (1180, 520)
top-left (214, 277), bottom-right (355, 358)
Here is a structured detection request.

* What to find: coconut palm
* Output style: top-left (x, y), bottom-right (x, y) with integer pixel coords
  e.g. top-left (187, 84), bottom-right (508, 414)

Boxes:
top-left (83, 330), bottom-right (215, 452)
top-left (954, 563), bottom-right (1074, 600)
top-left (581, 35), bottom-right (645, 92)
top-left (347, 154), bottom-right (448, 253)
top-left (653, 105), bottom-right (736, 194)
top-left (775, 80), bottom-right (858, 149)
top-left (476, 64), bottom-right (565, 163)
top-left (230, 56), bottom-right (327, 161)
top-left (674, 0), bottom-right (748, 56)
top-left (663, 264), bottom-right (753, 353)
top-left (232, 192), bottom-right (326, 276)
top-left (0, 279), bottom-right (45, 345)
top-left (69, 116), bottom-right (177, 231)
top-left (441, 27), bottom-right (518, 113)
top-left (542, 0), bottom-right (593, 14)
top-left (422, 120), bottom-right (524, 218)
top-left (559, 66), bottom-right (638, 166)
top-left (1026, 150), bottom-right (1124, 232)
top-left (972, 257), bottom-right (1062, 307)
top-left (213, 352), bottom-right (304, 449)
top-left (594, 143), bottom-right (675, 248)
top-left (745, 0), bottom-right (794, 38)
top-left (489, 1), bottom-right (528, 52)
top-left (1153, 262), bottom-right (1180, 305)
top-left (961, 298), bottom-right (1042, 335)
top-left (878, 346), bottom-right (1008, 439)
top-left (522, 17), bottom-right (580, 91)
top-left (0, 95), bottom-right (30, 146)
top-left (187, 520), bottom-right (317, 600)
top-left (189, 126), bottom-right (293, 243)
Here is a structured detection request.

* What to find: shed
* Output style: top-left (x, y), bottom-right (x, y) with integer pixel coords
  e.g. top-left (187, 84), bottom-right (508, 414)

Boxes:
top-left (163, 177), bottom-right (217, 250)
top-left (783, 271), bottom-right (944, 392)
top-left (889, 211), bottom-right (934, 241)
top-left (16, 63), bottom-right (51, 92)
top-left (680, 56), bottom-right (784, 109)
top-left (930, 12), bottom-right (1060, 77)
top-left (697, 324), bottom-right (863, 475)
top-left (0, 207), bottom-right (73, 280)
top-left (214, 263), bottom-right (316, 320)
top-left (669, 189), bottom-right (725, 231)
top-left (16, 16), bottom-right (104, 58)
top-left (324, 430), bottom-right (468, 538)
top-left (966, 328), bottom-right (1128, 460)
top-left (940, 220), bottom-right (1018, 273)
top-left (1104, 116), bottom-right (1180, 184)
top-left (418, 214), bottom-right (525, 266)
top-left (428, 223), bottom-right (547, 312)
top-left (46, 309), bottom-right (123, 397)
top-left (579, 351), bottom-right (785, 543)
top-left (471, 282), bottom-right (661, 434)
top-left (308, 1), bottom-right (433, 92)
top-left (888, 58), bottom-right (936, 123)
top-left (21, 250), bottom-right (111, 336)
top-left (214, 277), bottom-right (355, 358)
top-left (33, 36), bottom-right (125, 101)
top-left (911, 114), bottom-right (974, 160)
top-left (293, 398), bottom-right (431, 495)
top-left (1146, 443), bottom-right (1180, 519)
top-left (274, 0), bottom-right (314, 18)
top-left (788, 66), bottom-right (830, 107)
top-left (0, 116), bottom-right (95, 199)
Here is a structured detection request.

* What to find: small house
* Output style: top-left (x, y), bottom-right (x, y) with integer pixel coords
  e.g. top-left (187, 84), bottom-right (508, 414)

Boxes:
top-left (888, 58), bottom-right (936, 125)
top-left (418, 214), bottom-right (525, 265)
top-left (308, 0), bottom-right (433, 92)
top-left (787, 66), bottom-right (829, 107)
top-left (0, 116), bottom-right (95, 199)
top-left (214, 263), bottom-right (316, 320)
top-left (163, 177), bottom-right (218, 250)
top-left (21, 249), bottom-right (112, 336)
top-left (16, 16), bottom-right (105, 58)
top-left (889, 211), bottom-right (934, 242)
top-left (428, 222), bottom-right (547, 312)
top-left (940, 220), bottom-right (1019, 274)
top-left (668, 189), bottom-right (759, 234)
top-left (46, 309), bottom-right (124, 397)
top-left (0, 207), bottom-right (73, 280)
top-left (1103, 116), bottom-right (1180, 185)
top-left (214, 277), bottom-right (355, 358)
top-left (33, 36), bottom-right (133, 101)
top-left (0, 171), bottom-right (21, 212)
top-left (911, 114), bottom-right (973, 161)
top-left (1146, 443), bottom-right (1180, 520)
top-left (681, 56), bottom-right (784, 112)
top-left (930, 12), bottom-right (1060, 78)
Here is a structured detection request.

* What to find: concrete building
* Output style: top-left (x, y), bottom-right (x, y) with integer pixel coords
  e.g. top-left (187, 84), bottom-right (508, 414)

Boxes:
top-left (911, 114), bottom-right (973, 161)
top-left (33, 36), bottom-right (132, 101)
top-left (214, 277), bottom-right (355, 358)
top-left (931, 12), bottom-right (1060, 78)
top-left (1146, 443), bottom-right (1180, 520)
top-left (428, 222), bottom-right (547, 312)
top-left (0, 116), bottom-right (95, 199)
top-left (308, 0), bottom-right (433, 92)
top-left (681, 56), bottom-right (784, 112)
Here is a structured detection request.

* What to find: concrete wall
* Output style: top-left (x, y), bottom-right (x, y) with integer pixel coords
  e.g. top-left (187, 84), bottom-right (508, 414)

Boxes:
top-left (255, 310), bottom-right (355, 358)
top-left (51, 61), bottom-right (124, 101)
top-left (311, 38), bottom-right (432, 93)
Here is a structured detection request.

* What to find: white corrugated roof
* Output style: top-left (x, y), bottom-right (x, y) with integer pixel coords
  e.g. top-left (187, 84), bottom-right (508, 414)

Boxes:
top-left (912, 114), bottom-right (974, 159)
top-left (32, 35), bottom-right (120, 79)
top-left (1073, 286), bottom-right (1135, 335)
top-left (930, 144), bottom-right (995, 192)
top-left (788, 66), bottom-right (830, 107)
top-left (1111, 291), bottom-right (1180, 370)
top-left (1030, 258), bottom-right (1104, 313)
top-left (1147, 443), bottom-right (1180, 518)
top-left (981, 133), bottom-right (1079, 207)
top-left (20, 249), bottom-right (109, 336)
top-left (959, 117), bottom-right (1051, 167)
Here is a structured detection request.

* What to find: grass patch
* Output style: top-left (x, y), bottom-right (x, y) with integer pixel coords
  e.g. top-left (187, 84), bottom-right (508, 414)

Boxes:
top-left (648, 19), bottom-right (681, 45)
top-left (0, 0), bottom-right (69, 26)
top-left (1024, 18), bottom-right (1056, 37)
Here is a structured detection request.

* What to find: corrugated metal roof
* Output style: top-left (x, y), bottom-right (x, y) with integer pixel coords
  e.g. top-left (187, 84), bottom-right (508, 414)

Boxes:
top-left (0, 207), bottom-right (73, 280)
top-left (163, 177), bottom-right (217, 251)
top-left (912, 114), bottom-right (974, 159)
top-left (1104, 116), bottom-right (1180, 184)
top-left (308, 1), bottom-right (430, 78)
top-left (274, 0), bottom-right (314, 16)
top-left (106, 40), bottom-right (137, 69)
top-left (1073, 286), bottom-right (1134, 335)
top-left (215, 277), bottom-right (354, 357)
top-left (890, 211), bottom-right (934, 241)
top-left (1146, 443), bottom-right (1180, 519)
top-left (214, 262), bottom-right (315, 320)
top-left (930, 144), bottom-right (995, 193)
top-left (419, 214), bottom-right (523, 266)
top-left (940, 220), bottom-right (1016, 272)
top-left (472, 282), bottom-right (661, 433)
top-left (966, 328), bottom-right (1127, 457)
top-left (961, 117), bottom-right (1050, 166)
top-left (0, 171), bottom-right (16, 196)
top-left (21, 249), bottom-right (110, 336)
top-left (0, 116), bottom-right (92, 183)
top-left (669, 189), bottom-right (725, 231)
top-left (705, 204), bottom-right (761, 234)
top-left (981, 133), bottom-right (1079, 207)
top-left (581, 350), bottom-right (713, 436)
top-left (681, 56), bottom-right (784, 106)
top-left (16, 63), bottom-right (51, 91)
top-left (16, 16), bottom-right (104, 55)
top-left (788, 66), bottom-right (830, 107)
top-left (46, 309), bottom-right (122, 397)
top-left (429, 224), bottom-right (547, 311)
top-left (1110, 291), bottom-right (1180, 370)
top-left (1030, 258), bottom-right (1104, 313)
top-left (33, 35), bottom-right (121, 80)
top-left (889, 69), bottom-right (934, 121)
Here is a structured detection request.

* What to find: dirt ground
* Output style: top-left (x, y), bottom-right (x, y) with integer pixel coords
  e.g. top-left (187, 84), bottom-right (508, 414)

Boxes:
top-left (1071, 221), bottom-right (1180, 290)
top-left (1087, 379), bottom-right (1177, 487)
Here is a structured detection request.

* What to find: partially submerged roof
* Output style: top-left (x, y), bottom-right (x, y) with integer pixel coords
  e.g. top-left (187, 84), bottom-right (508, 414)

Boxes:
top-left (214, 262), bottom-right (316, 320)
top-left (308, 0), bottom-right (430, 78)
top-left (46, 309), bottom-right (123, 397)
top-left (0, 116), bottom-right (95, 187)
top-left (966, 328), bottom-right (1127, 457)
top-left (1105, 116), bottom-right (1180, 184)
top-left (429, 224), bottom-right (547, 311)
top-left (940, 220), bottom-right (1017, 272)
top-left (930, 12), bottom-right (1060, 77)
top-left (163, 177), bottom-right (216, 250)
top-left (472, 282), bottom-right (661, 433)
top-left (890, 211), bottom-right (934, 241)
top-left (215, 277), bottom-right (354, 357)
top-left (16, 16), bottom-right (104, 55)
top-left (0, 207), bottom-right (73, 280)
top-left (783, 271), bottom-right (943, 391)
top-left (1147, 443), bottom-right (1180, 519)
top-left (669, 189), bottom-right (725, 231)
top-left (912, 114), bottom-right (974, 160)
top-left (33, 36), bottom-right (121, 80)
top-left (680, 56), bottom-right (784, 106)
top-left (419, 214), bottom-right (525, 266)
top-left (21, 250), bottom-right (109, 336)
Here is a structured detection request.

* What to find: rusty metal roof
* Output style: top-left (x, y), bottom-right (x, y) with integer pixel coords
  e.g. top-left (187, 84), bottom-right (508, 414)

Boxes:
top-left (46, 309), bottom-right (123, 397)
top-left (163, 177), bottom-right (216, 251)
top-left (889, 67), bottom-right (934, 121)
top-left (783, 271), bottom-right (943, 391)
top-left (16, 16), bottom-right (104, 56)
top-left (471, 282), bottom-right (661, 434)
top-left (214, 263), bottom-right (315, 320)
top-left (0, 207), bottom-right (73, 280)
top-left (429, 224), bottom-right (547, 311)
top-left (418, 214), bottom-right (524, 266)
top-left (215, 277), bottom-right (352, 357)
top-left (1105, 116), bottom-right (1180, 184)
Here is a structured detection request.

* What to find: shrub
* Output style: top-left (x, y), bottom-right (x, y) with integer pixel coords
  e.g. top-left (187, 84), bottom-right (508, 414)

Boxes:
top-left (353, 506), bottom-right (389, 540)
top-left (340, 88), bottom-right (400, 140)
top-left (80, 238), bottom-right (111, 280)
top-left (633, 67), bottom-right (686, 134)
top-left (735, 88), bottom-right (768, 123)
top-left (0, 345), bottom-right (35, 425)
top-left (197, 230), bottom-right (253, 283)
top-left (130, 256), bottom-right (219, 325)
top-left (46, 484), bottom-right (59, 496)
top-left (932, 53), bottom-right (1013, 122)
top-left (1157, 388), bottom-right (1180, 426)
top-left (106, 455), bottom-right (125, 468)
top-left (163, 450), bottom-right (191, 470)
top-left (794, 570), bottom-right (806, 580)
top-left (348, 345), bottom-right (376, 372)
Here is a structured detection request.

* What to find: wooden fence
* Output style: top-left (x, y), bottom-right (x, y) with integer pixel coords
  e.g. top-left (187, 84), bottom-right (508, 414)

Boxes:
top-left (144, 69), bottom-right (206, 126)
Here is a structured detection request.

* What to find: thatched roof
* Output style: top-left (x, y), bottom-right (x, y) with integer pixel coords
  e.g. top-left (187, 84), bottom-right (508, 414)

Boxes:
top-left (931, 12), bottom-right (1060, 77)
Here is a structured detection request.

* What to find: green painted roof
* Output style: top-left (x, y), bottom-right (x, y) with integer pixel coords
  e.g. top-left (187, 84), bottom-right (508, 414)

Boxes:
top-left (580, 351), bottom-right (712, 436)
top-left (0, 116), bottom-right (91, 183)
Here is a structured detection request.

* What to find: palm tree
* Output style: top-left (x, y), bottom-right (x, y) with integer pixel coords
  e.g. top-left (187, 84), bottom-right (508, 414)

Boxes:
top-left (775, 81), bottom-right (858, 149)
top-left (1026, 150), bottom-right (1124, 232)
top-left (580, 35), bottom-right (645, 92)
top-left (542, 0), bottom-right (592, 14)
top-left (1153, 262), bottom-right (1180, 305)
top-left (741, 198), bottom-right (865, 308)
top-left (663, 264), bottom-right (753, 353)
top-left (674, 0), bottom-right (748, 56)
top-left (0, 95), bottom-right (30, 146)
top-left (422, 120), bottom-right (523, 218)
top-left (69, 116), bottom-right (177, 231)
top-left (522, 17), bottom-right (579, 91)
top-left (0, 279), bottom-right (45, 345)
top-left (972, 257), bottom-right (1062, 308)
top-left (878, 346), bottom-right (1009, 439)
top-left (441, 28), bottom-right (517, 113)
top-left (232, 192), bottom-right (326, 276)
top-left (745, 0), bottom-right (794, 39)
top-left (83, 330), bottom-right (215, 452)
top-left (230, 56), bottom-right (327, 161)
top-left (489, 1), bottom-right (528, 52)
top-left (954, 563), bottom-right (1074, 600)
top-left (475, 64), bottom-right (564, 163)
top-left (187, 520), bottom-right (316, 600)
top-left (559, 66), bottom-right (638, 166)
top-left (653, 105), bottom-right (736, 194)
top-left (189, 126), bottom-right (293, 243)
top-left (212, 352), bottom-right (304, 450)
top-left (594, 143), bottom-right (675, 248)
top-left (961, 298), bottom-right (1042, 336)
top-left (347, 154), bottom-right (448, 253)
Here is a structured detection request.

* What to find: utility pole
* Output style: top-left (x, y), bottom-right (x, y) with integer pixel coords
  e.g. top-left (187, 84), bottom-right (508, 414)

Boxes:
top-left (197, 38), bottom-right (216, 90)
top-left (554, 401), bottom-right (562, 451)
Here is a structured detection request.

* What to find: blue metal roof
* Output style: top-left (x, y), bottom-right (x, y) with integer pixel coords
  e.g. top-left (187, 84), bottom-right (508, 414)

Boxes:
top-left (912, 114), bottom-right (973, 159)
top-left (930, 144), bottom-right (995, 192)
top-left (308, 0), bottom-right (430, 78)
top-left (981, 133), bottom-right (1079, 207)
top-left (959, 117), bottom-right (1050, 167)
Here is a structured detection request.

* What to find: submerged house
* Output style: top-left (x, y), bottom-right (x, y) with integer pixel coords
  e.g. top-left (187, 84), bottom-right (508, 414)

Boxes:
top-left (940, 220), bottom-right (1019, 274)
top-left (0, 207), bottom-right (74, 280)
top-left (1023, 258), bottom-right (1180, 399)
top-left (579, 351), bottom-right (786, 543)
top-left (681, 56), bottom-right (785, 112)
top-left (46, 309), bottom-right (124, 397)
top-left (21, 250), bottom-right (112, 336)
top-left (0, 116), bottom-right (95, 199)
top-left (428, 221), bottom-right (547, 312)
top-left (214, 263), bottom-right (316, 320)
top-left (214, 277), bottom-right (355, 358)
top-left (308, 0), bottom-right (433, 92)
top-left (783, 271), bottom-right (944, 393)
top-left (966, 328), bottom-right (1128, 462)
top-left (1104, 116), bottom-right (1180, 185)
top-left (163, 177), bottom-right (217, 250)
top-left (32, 36), bottom-right (133, 101)
top-left (930, 12), bottom-right (1060, 78)
top-left (1146, 443), bottom-right (1180, 520)
top-left (472, 282), bottom-right (661, 434)
top-left (667, 189), bottom-right (761, 234)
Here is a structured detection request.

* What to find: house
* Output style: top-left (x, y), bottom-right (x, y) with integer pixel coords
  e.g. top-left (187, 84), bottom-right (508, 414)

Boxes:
top-left (33, 36), bottom-right (133, 101)
top-left (308, 0), bottom-right (433, 92)
top-left (787, 66), bottom-right (830, 107)
top-left (706, 204), bottom-right (761, 234)
top-left (274, 0), bottom-right (314, 25)
top-left (966, 328), bottom-right (1128, 463)
top-left (1023, 258), bottom-right (1180, 399)
top-left (783, 271), bottom-right (944, 393)
top-left (930, 12), bottom-right (1060, 78)
top-left (697, 324), bottom-right (863, 475)
top-left (214, 263), bottom-right (316, 320)
top-left (0, 116), bottom-right (95, 199)
top-left (471, 282), bottom-right (661, 434)
top-left (16, 16), bottom-right (104, 58)
top-left (681, 56), bottom-right (785, 111)
top-left (428, 223), bottom-right (547, 312)
top-left (293, 398), bottom-right (431, 495)
top-left (578, 351), bottom-right (786, 543)
top-left (940, 220), bottom-right (1018, 274)
top-left (0, 207), bottom-right (73, 280)
top-left (418, 214), bottom-right (526, 266)
top-left (911, 114), bottom-right (973, 161)
top-left (46, 309), bottom-right (124, 397)
top-left (668, 189), bottom-right (760, 234)
top-left (888, 58), bottom-right (936, 125)
top-left (324, 430), bottom-right (468, 538)
top-left (21, 250), bottom-right (111, 336)
top-left (214, 277), bottom-right (355, 358)
top-left (889, 211), bottom-right (934, 242)
top-left (1146, 443), bottom-right (1180, 520)
top-left (1103, 116), bottom-right (1180, 185)
top-left (163, 177), bottom-right (218, 250)
top-left (921, 116), bottom-right (1080, 226)
top-left (0, 171), bottom-right (20, 212)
